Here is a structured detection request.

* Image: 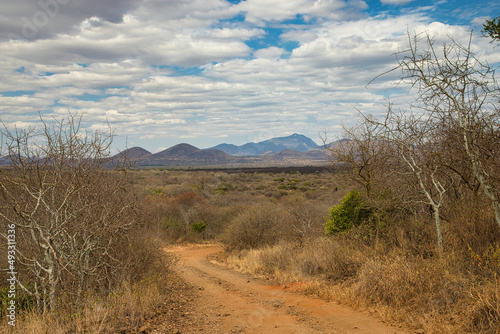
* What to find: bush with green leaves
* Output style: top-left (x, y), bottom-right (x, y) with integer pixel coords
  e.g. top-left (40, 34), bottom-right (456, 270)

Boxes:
top-left (191, 221), bottom-right (207, 233)
top-left (325, 190), bottom-right (372, 235)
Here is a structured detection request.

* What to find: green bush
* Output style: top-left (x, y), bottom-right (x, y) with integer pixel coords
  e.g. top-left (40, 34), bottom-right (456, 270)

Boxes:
top-left (191, 221), bottom-right (207, 233)
top-left (325, 190), bottom-right (372, 235)
top-left (0, 284), bottom-right (36, 316)
top-left (213, 182), bottom-right (233, 194)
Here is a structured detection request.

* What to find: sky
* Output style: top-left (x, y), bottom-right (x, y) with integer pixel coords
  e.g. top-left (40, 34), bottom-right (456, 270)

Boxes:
top-left (0, 0), bottom-right (499, 153)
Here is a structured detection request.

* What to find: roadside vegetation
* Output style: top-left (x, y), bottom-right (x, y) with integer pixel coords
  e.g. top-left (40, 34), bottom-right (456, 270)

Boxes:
top-left (1, 143), bottom-right (499, 332)
top-left (0, 114), bottom-right (180, 333)
top-left (215, 32), bottom-right (500, 333)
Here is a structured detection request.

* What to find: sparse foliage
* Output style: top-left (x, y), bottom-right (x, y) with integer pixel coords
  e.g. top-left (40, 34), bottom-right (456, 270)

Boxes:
top-left (325, 119), bottom-right (391, 198)
top-left (0, 112), bottom-right (135, 312)
top-left (395, 31), bottom-right (500, 229)
top-left (483, 16), bottom-right (500, 42)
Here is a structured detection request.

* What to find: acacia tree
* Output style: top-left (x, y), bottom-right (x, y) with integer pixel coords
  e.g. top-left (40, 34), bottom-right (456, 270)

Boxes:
top-left (483, 16), bottom-right (500, 42)
top-left (0, 112), bottom-right (135, 311)
top-left (368, 105), bottom-right (450, 251)
top-left (394, 32), bottom-right (500, 229)
top-left (324, 117), bottom-right (392, 198)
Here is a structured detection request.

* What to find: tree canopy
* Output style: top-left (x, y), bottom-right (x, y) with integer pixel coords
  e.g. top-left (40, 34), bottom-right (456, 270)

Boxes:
top-left (483, 16), bottom-right (500, 42)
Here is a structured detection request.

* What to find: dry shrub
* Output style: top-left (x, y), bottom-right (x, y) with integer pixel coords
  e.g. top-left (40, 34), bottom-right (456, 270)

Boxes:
top-left (222, 242), bottom-right (298, 281)
top-left (350, 254), bottom-right (487, 332)
top-left (446, 197), bottom-right (500, 272)
top-left (0, 273), bottom-right (175, 334)
top-left (175, 191), bottom-right (206, 206)
top-left (220, 237), bottom-right (366, 285)
top-left (466, 279), bottom-right (500, 334)
top-left (282, 197), bottom-right (330, 243)
top-left (222, 202), bottom-right (293, 251)
top-left (296, 238), bottom-right (365, 282)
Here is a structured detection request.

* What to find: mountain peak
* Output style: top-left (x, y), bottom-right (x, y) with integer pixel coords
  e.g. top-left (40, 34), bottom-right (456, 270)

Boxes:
top-left (110, 146), bottom-right (151, 163)
top-left (160, 143), bottom-right (200, 156)
top-left (209, 133), bottom-right (320, 156)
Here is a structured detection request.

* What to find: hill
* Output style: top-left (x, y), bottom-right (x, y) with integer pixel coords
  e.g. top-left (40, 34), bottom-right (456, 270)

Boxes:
top-left (138, 143), bottom-right (238, 166)
top-left (210, 133), bottom-right (320, 156)
top-left (110, 134), bottom-right (333, 167)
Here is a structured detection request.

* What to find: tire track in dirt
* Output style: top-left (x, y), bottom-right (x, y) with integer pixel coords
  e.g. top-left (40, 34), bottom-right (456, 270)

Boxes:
top-left (166, 244), bottom-right (409, 334)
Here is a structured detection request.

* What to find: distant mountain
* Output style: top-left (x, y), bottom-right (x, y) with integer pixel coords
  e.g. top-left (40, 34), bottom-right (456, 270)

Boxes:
top-left (138, 143), bottom-right (238, 166)
top-left (114, 147), bottom-right (152, 161)
top-left (208, 143), bottom-right (240, 155)
top-left (106, 147), bottom-right (152, 166)
top-left (0, 156), bottom-right (12, 165)
top-left (4, 135), bottom-right (334, 168)
top-left (269, 149), bottom-right (310, 159)
top-left (109, 134), bottom-right (333, 167)
top-left (265, 148), bottom-right (329, 163)
top-left (209, 133), bottom-right (320, 156)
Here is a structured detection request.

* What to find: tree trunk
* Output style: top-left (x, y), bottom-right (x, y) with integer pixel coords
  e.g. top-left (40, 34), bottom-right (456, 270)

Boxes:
top-left (433, 206), bottom-right (443, 252)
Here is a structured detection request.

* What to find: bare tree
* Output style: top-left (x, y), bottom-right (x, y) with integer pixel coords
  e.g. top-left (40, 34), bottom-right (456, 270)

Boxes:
top-left (0, 112), bottom-right (135, 311)
top-left (324, 117), bottom-right (392, 198)
top-left (367, 105), bottom-right (451, 251)
top-left (394, 32), bottom-right (500, 228)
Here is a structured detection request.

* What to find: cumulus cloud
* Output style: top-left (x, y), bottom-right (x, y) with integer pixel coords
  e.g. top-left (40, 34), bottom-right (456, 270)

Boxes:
top-left (380, 0), bottom-right (415, 5)
top-left (235, 0), bottom-right (367, 25)
top-left (0, 0), bottom-right (139, 41)
top-left (0, 0), bottom-right (496, 151)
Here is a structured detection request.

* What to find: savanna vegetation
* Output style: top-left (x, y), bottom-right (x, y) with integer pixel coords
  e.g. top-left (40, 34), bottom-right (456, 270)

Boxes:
top-left (0, 114), bottom-right (180, 333)
top-left (1, 27), bottom-right (499, 333)
top-left (217, 31), bottom-right (500, 333)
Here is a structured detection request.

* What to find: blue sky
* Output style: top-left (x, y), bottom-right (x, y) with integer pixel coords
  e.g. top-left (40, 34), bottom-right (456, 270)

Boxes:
top-left (0, 0), bottom-right (499, 153)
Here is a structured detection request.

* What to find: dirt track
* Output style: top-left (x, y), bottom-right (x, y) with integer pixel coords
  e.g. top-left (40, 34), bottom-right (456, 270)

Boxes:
top-left (163, 244), bottom-right (408, 334)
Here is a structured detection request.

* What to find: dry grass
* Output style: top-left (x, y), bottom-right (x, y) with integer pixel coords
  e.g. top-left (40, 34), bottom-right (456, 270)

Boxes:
top-left (219, 236), bottom-right (500, 334)
top-left (5, 168), bottom-right (499, 333)
top-left (0, 272), bottom-right (176, 333)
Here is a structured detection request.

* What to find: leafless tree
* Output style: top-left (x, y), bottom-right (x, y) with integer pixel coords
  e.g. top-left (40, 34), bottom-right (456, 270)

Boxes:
top-left (367, 104), bottom-right (451, 251)
top-left (395, 31), bottom-right (500, 229)
top-left (0, 112), bottom-right (135, 312)
top-left (323, 117), bottom-right (393, 198)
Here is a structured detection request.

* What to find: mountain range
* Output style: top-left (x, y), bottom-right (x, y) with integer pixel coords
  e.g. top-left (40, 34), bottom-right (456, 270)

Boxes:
top-left (209, 133), bottom-right (320, 156)
top-left (113, 133), bottom-right (332, 167)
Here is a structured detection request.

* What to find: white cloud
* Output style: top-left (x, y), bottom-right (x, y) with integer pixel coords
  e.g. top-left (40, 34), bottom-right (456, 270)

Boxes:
top-left (208, 27), bottom-right (265, 39)
top-left (2, 12), bottom-right (254, 68)
top-left (235, 0), bottom-right (367, 25)
top-left (0, 0), bottom-right (139, 41)
top-left (380, 0), bottom-right (415, 5)
top-left (0, 0), bottom-right (497, 151)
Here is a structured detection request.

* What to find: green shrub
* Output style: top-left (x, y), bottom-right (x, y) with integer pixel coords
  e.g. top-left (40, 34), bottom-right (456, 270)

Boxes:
top-left (213, 182), bottom-right (233, 194)
top-left (191, 221), bottom-right (207, 233)
top-left (0, 284), bottom-right (36, 317)
top-left (325, 190), bottom-right (372, 235)
top-left (152, 187), bottom-right (164, 195)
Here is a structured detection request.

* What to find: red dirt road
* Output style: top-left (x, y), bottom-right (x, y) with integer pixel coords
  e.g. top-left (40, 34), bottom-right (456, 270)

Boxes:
top-left (166, 244), bottom-right (409, 334)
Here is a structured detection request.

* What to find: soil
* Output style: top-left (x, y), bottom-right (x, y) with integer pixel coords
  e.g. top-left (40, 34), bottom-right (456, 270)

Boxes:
top-left (148, 244), bottom-right (410, 334)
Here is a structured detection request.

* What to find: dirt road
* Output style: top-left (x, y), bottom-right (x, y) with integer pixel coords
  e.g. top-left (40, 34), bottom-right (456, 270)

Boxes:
top-left (162, 244), bottom-right (408, 334)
